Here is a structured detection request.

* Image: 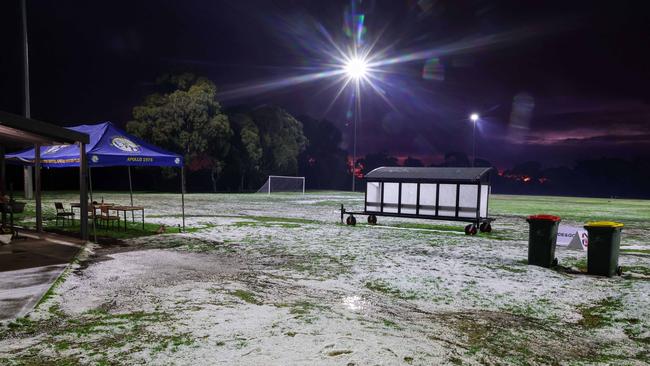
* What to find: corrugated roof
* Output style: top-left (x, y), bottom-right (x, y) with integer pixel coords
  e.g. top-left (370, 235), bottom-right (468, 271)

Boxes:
top-left (365, 166), bottom-right (492, 181)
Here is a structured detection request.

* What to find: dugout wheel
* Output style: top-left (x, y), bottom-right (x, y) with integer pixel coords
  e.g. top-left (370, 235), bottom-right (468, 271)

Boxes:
top-left (346, 215), bottom-right (357, 226)
top-left (479, 222), bottom-right (492, 233)
top-left (464, 224), bottom-right (478, 235)
top-left (367, 215), bottom-right (377, 225)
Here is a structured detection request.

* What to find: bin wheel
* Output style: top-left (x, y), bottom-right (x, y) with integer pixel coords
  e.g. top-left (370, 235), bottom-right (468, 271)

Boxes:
top-left (479, 222), bottom-right (492, 233)
top-left (367, 215), bottom-right (377, 225)
top-left (552, 258), bottom-right (558, 267)
top-left (346, 215), bottom-right (357, 226)
top-left (465, 224), bottom-right (478, 235)
top-left (616, 266), bottom-right (623, 276)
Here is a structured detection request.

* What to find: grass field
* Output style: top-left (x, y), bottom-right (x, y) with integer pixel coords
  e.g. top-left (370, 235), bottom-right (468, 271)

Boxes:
top-left (1, 191), bottom-right (649, 365)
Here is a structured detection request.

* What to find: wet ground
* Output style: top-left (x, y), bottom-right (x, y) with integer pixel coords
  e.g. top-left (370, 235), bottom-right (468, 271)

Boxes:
top-left (0, 192), bottom-right (649, 365)
top-left (0, 231), bottom-right (84, 321)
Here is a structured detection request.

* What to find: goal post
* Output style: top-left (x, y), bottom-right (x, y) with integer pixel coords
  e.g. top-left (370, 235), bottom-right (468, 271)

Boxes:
top-left (256, 175), bottom-right (305, 194)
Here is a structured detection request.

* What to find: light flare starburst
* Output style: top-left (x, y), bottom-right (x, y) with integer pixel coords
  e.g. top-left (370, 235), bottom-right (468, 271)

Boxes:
top-left (343, 56), bottom-right (369, 81)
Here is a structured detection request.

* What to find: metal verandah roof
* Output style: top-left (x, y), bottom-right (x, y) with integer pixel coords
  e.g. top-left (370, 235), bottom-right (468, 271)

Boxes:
top-left (365, 166), bottom-right (492, 182)
top-left (0, 110), bottom-right (89, 146)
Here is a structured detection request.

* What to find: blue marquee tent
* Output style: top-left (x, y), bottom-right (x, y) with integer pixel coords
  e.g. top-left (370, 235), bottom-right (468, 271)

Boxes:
top-left (7, 121), bottom-right (186, 232)
top-left (7, 121), bottom-right (183, 168)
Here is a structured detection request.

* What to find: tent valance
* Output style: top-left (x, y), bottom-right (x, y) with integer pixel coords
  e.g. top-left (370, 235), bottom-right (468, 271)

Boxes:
top-left (7, 122), bottom-right (182, 168)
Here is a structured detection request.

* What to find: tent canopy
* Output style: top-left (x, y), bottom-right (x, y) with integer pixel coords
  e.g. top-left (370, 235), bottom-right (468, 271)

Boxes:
top-left (7, 122), bottom-right (183, 168)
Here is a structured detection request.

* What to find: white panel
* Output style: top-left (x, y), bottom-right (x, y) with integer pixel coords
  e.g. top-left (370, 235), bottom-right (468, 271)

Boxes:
top-left (366, 182), bottom-right (381, 212)
top-left (383, 183), bottom-right (399, 213)
top-left (419, 183), bottom-right (437, 215)
top-left (400, 183), bottom-right (418, 214)
top-left (438, 184), bottom-right (457, 217)
top-left (458, 184), bottom-right (479, 218)
top-left (480, 185), bottom-right (490, 218)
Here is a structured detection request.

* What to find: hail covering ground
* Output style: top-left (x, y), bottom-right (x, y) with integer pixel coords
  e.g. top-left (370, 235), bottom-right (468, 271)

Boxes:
top-left (1, 192), bottom-right (649, 365)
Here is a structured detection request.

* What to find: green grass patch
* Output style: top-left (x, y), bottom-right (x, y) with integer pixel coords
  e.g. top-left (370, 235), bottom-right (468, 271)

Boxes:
top-left (392, 222), bottom-right (465, 232)
top-left (489, 264), bottom-right (527, 273)
top-left (621, 249), bottom-right (650, 255)
top-left (229, 290), bottom-right (262, 305)
top-left (365, 280), bottom-right (416, 300)
top-left (578, 297), bottom-right (622, 328)
top-left (621, 265), bottom-right (650, 276)
top-left (327, 350), bottom-right (353, 357)
top-left (233, 221), bottom-right (302, 229)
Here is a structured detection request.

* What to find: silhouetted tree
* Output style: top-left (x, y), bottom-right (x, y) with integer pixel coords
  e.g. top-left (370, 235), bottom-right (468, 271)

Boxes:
top-left (357, 151), bottom-right (398, 175)
top-left (442, 152), bottom-right (470, 167)
top-left (403, 156), bottom-right (424, 167)
top-left (127, 73), bottom-right (232, 192)
top-left (298, 116), bottom-right (349, 190)
top-left (250, 105), bottom-right (308, 179)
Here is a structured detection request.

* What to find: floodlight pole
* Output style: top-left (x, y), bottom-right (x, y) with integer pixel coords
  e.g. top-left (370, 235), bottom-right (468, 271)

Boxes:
top-left (21, 0), bottom-right (33, 200)
top-left (470, 113), bottom-right (479, 167)
top-left (351, 82), bottom-right (360, 192)
top-left (472, 120), bottom-right (476, 167)
top-left (352, 112), bottom-right (357, 192)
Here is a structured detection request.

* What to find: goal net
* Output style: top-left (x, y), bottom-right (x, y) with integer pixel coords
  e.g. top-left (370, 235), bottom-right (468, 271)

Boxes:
top-left (256, 176), bottom-right (305, 194)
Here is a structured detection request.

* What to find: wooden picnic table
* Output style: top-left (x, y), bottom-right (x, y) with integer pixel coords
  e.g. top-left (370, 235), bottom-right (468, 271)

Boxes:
top-left (69, 203), bottom-right (145, 231)
top-left (70, 202), bottom-right (114, 218)
top-left (109, 205), bottom-right (145, 231)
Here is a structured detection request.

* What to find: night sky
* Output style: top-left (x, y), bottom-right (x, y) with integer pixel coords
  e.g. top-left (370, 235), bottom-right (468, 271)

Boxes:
top-left (2, 0), bottom-right (649, 169)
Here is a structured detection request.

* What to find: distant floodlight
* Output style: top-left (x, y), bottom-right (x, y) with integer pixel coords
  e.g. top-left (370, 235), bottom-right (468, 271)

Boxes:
top-left (470, 113), bottom-right (480, 122)
top-left (345, 57), bottom-right (368, 80)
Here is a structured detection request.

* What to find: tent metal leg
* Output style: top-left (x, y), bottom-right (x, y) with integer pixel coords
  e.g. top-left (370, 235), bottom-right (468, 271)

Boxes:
top-left (79, 142), bottom-right (88, 241)
top-left (88, 167), bottom-right (93, 203)
top-left (128, 166), bottom-right (134, 221)
top-left (181, 166), bottom-right (185, 232)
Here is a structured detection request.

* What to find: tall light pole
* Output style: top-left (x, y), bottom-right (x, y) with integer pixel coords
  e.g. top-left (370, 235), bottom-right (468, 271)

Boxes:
top-left (21, 0), bottom-right (34, 199)
top-left (345, 57), bottom-right (368, 192)
top-left (470, 113), bottom-right (479, 167)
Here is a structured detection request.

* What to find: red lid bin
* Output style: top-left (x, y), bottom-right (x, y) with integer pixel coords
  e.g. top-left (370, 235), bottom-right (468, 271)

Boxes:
top-left (527, 214), bottom-right (561, 222)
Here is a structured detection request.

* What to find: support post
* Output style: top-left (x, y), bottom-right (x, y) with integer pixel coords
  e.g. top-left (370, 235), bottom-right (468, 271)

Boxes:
top-left (88, 167), bottom-right (93, 203)
top-left (23, 167), bottom-right (33, 199)
top-left (1, 146), bottom-right (5, 225)
top-left (128, 166), bottom-right (134, 220)
top-left (34, 143), bottom-right (41, 232)
top-left (79, 142), bottom-right (88, 241)
top-left (0, 146), bottom-right (5, 196)
top-left (181, 165), bottom-right (185, 232)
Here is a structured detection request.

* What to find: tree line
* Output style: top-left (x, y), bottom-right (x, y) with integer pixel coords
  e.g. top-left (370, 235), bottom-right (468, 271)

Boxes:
top-left (126, 73), bottom-right (349, 192)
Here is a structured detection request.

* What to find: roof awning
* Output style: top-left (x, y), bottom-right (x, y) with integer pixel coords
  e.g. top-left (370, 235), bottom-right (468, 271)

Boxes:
top-left (0, 111), bottom-right (89, 147)
top-left (365, 166), bottom-right (492, 182)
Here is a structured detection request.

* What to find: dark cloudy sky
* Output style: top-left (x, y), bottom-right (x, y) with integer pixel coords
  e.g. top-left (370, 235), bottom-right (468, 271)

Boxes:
top-left (1, 0), bottom-right (649, 168)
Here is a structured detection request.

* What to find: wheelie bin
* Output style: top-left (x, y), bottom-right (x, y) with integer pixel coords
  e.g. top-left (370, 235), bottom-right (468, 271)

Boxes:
top-left (526, 215), bottom-right (561, 268)
top-left (584, 221), bottom-right (624, 277)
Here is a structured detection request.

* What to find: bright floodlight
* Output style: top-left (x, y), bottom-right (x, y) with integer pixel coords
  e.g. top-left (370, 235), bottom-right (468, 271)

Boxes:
top-left (470, 113), bottom-right (480, 122)
top-left (345, 57), bottom-right (368, 80)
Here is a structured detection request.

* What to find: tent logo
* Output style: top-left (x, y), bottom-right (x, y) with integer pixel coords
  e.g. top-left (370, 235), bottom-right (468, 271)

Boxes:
top-left (91, 155), bottom-right (99, 163)
top-left (44, 145), bottom-right (66, 155)
top-left (111, 137), bottom-right (140, 153)
top-left (174, 158), bottom-right (180, 165)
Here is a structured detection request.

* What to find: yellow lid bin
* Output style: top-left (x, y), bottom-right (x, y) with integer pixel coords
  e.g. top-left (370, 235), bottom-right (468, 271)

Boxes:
top-left (585, 221), bottom-right (624, 228)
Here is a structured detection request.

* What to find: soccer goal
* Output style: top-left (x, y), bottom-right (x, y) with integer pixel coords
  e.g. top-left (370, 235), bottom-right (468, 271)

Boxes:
top-left (256, 176), bottom-right (305, 194)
